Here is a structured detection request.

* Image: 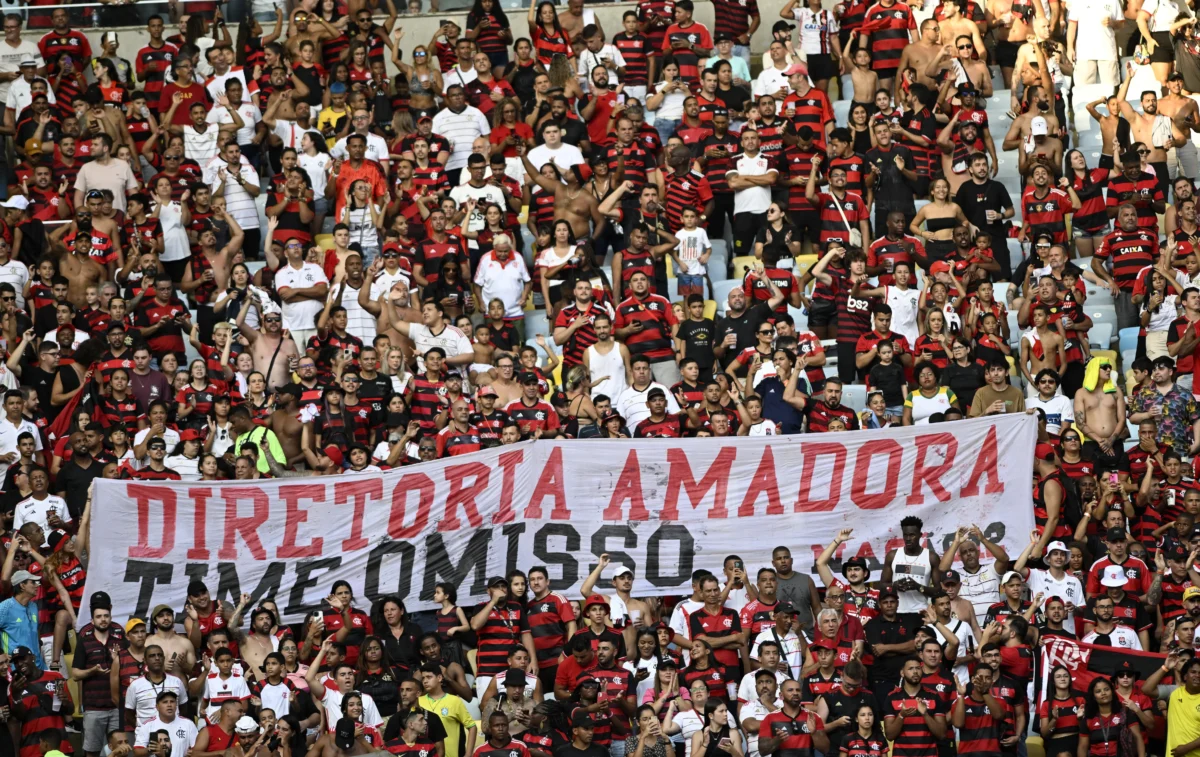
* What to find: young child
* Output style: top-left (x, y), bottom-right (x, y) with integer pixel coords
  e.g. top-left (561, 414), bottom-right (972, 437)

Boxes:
top-left (518, 342), bottom-right (558, 393)
top-left (867, 341), bottom-right (907, 416)
top-left (671, 207), bottom-right (712, 298)
top-left (434, 582), bottom-right (471, 644)
top-left (840, 33), bottom-right (879, 115)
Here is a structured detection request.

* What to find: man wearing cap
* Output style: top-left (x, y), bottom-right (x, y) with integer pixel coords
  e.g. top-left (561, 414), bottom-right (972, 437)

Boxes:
top-left (558, 710), bottom-right (605, 757)
top-left (573, 596), bottom-right (627, 659)
top-left (982, 571), bottom-right (1032, 627)
top-left (861, 585), bottom-right (917, 692)
top-left (1086, 520), bottom-right (1154, 603)
top-left (504, 372), bottom-right (561, 437)
top-left (581, 554), bottom-right (651, 646)
top-left (753, 603), bottom-right (805, 678)
top-left (816, 532), bottom-right (880, 625)
top-left (1081, 563), bottom-right (1154, 647)
top-left (144, 605), bottom-right (197, 682)
top-left (317, 717), bottom-right (373, 757)
top-left (741, 668), bottom-right (781, 757)
top-left (1011, 537), bottom-right (1085, 634)
top-left (1079, 592), bottom-right (1143, 649)
top-left (9, 643), bottom-right (73, 755)
top-left (1017, 116), bottom-right (1062, 182)
top-left (470, 576), bottom-right (538, 701)
top-left (0, 568), bottom-right (42, 668)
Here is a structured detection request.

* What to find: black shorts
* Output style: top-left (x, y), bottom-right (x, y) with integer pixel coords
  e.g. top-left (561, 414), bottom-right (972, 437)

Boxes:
top-left (1099, 153), bottom-right (1115, 170)
top-left (789, 210), bottom-right (821, 244)
top-left (1044, 737), bottom-right (1078, 757)
top-left (1151, 31), bottom-right (1175, 62)
top-left (808, 53), bottom-right (839, 82)
top-left (808, 298), bottom-right (837, 327)
top-left (1082, 440), bottom-right (1126, 470)
top-left (996, 39), bottom-right (1021, 68)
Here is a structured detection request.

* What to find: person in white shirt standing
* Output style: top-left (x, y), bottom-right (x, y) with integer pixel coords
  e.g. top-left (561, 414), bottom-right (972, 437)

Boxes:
top-left (0, 239), bottom-right (29, 311)
top-left (1026, 370), bottom-right (1075, 437)
top-left (726, 129), bottom-right (777, 258)
top-left (526, 122), bottom-right (585, 172)
top-left (0, 18), bottom-right (42, 107)
top-left (1065, 0), bottom-right (1123, 84)
top-left (13, 466), bottom-right (70, 543)
top-left (1011, 537), bottom-right (1085, 634)
top-left (204, 141), bottom-right (263, 261)
top-left (473, 234), bottom-right (532, 327)
top-left (273, 236), bottom-right (329, 352)
top-left (205, 80), bottom-right (262, 169)
top-left (431, 85), bottom-right (490, 185)
top-left (331, 108), bottom-right (391, 173)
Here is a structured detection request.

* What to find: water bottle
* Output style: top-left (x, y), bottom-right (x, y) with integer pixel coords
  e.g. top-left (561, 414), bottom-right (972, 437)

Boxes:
top-left (91, 8), bottom-right (99, 27)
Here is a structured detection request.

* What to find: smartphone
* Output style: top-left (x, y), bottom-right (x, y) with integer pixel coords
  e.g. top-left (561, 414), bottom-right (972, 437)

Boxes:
top-left (1109, 472), bottom-right (1119, 486)
top-left (734, 560), bottom-right (743, 570)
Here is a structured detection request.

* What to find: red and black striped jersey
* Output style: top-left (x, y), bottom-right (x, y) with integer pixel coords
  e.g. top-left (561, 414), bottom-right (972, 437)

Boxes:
top-left (1038, 694), bottom-right (1085, 741)
top-left (697, 93), bottom-right (726, 123)
top-left (554, 302), bottom-right (613, 368)
top-left (681, 663), bottom-right (730, 702)
top-left (504, 398), bottom-right (560, 436)
top-left (12, 670), bottom-right (72, 757)
top-left (1106, 171), bottom-right (1163, 232)
top-left (663, 168), bottom-right (714, 233)
top-left (782, 89), bottom-right (834, 150)
top-left (614, 293), bottom-right (678, 362)
top-left (465, 12), bottom-right (509, 54)
top-left (861, 1), bottom-right (914, 73)
top-left (712, 0), bottom-right (759, 39)
top-left (126, 467), bottom-right (182, 481)
top-left (586, 665), bottom-right (636, 742)
top-left (1070, 168), bottom-right (1110, 233)
top-left (743, 267), bottom-right (798, 315)
top-left (415, 235), bottom-right (465, 286)
top-left (1084, 711), bottom-right (1134, 757)
top-left (529, 185), bottom-right (557, 230)
top-left (829, 153), bottom-right (868, 198)
top-left (613, 33), bottom-right (650, 85)
top-left (634, 413), bottom-right (687, 438)
top-left (1095, 228), bottom-right (1158, 291)
top-left (695, 132), bottom-right (740, 194)
top-left (473, 600), bottom-right (530, 676)
top-left (957, 694), bottom-right (1006, 757)
top-left (474, 740), bottom-right (531, 757)
top-left (433, 40), bottom-right (457, 72)
top-left (97, 393), bottom-right (141, 428)
top-left (636, 0), bottom-right (677, 53)
top-left (411, 161), bottom-right (451, 196)
top-left (532, 27), bottom-right (573, 66)
top-left (866, 236), bottom-right (922, 286)
top-left (807, 400), bottom-right (860, 432)
top-left (606, 144), bottom-right (656, 195)
top-left (884, 686), bottom-right (946, 757)
top-left (385, 737), bottom-right (438, 757)
top-left (688, 606), bottom-right (743, 669)
top-left (660, 22), bottom-right (712, 85)
top-left (135, 41), bottom-right (179, 101)
top-left (1022, 186), bottom-right (1072, 245)
top-left (435, 423), bottom-right (482, 457)
top-left (470, 409), bottom-right (509, 446)
top-left (813, 190), bottom-right (868, 248)
top-left (802, 669), bottom-right (842, 701)
top-left (759, 710), bottom-right (826, 757)
top-left (782, 144), bottom-right (823, 212)
top-left (755, 118), bottom-right (786, 158)
top-left (526, 592), bottom-right (575, 668)
top-left (836, 287), bottom-right (874, 345)
top-left (409, 373), bottom-right (447, 431)
top-left (840, 734), bottom-right (887, 757)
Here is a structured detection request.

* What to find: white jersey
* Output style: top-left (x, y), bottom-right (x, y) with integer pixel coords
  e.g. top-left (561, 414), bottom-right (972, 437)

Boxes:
top-left (126, 674), bottom-right (189, 724)
top-left (134, 716), bottom-right (197, 757)
top-left (1026, 568), bottom-right (1085, 634)
top-left (409, 324), bottom-right (473, 372)
top-left (13, 494), bottom-right (70, 537)
top-left (1082, 625), bottom-right (1142, 649)
top-left (321, 687), bottom-right (383, 728)
top-left (1026, 394), bottom-right (1075, 436)
top-left (885, 286), bottom-right (920, 346)
top-left (932, 618), bottom-right (977, 685)
top-left (958, 564), bottom-right (1002, 628)
top-left (586, 342), bottom-right (628, 401)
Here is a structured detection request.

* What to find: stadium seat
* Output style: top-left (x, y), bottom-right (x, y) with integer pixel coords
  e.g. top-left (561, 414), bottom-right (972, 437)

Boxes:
top-left (793, 254), bottom-right (819, 279)
top-left (731, 256), bottom-right (757, 278)
top-left (1121, 349), bottom-right (1136, 371)
top-left (841, 384), bottom-right (867, 413)
top-left (992, 282), bottom-right (1011, 304)
top-left (525, 310), bottom-right (549, 337)
top-left (712, 279), bottom-right (740, 308)
top-left (315, 234), bottom-right (334, 250)
top-left (666, 278), bottom-right (680, 300)
top-left (703, 300), bottom-right (717, 319)
top-left (1118, 327), bottom-right (1140, 355)
top-left (1006, 311), bottom-right (1022, 347)
top-left (1089, 321), bottom-right (1114, 349)
top-left (526, 337), bottom-right (557, 360)
top-left (1093, 349), bottom-right (1119, 374)
top-left (832, 99), bottom-right (851, 127)
top-left (1006, 239), bottom-right (1025, 268)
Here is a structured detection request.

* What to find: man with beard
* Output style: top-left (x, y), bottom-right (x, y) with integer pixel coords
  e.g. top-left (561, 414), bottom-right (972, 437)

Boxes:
top-left (236, 292), bottom-right (300, 391)
top-left (241, 607), bottom-right (280, 683)
top-left (71, 596), bottom-right (125, 757)
top-left (938, 526), bottom-right (1011, 628)
top-left (1011, 538), bottom-right (1085, 635)
top-left (1115, 75), bottom-right (1176, 198)
top-left (1080, 591), bottom-right (1143, 649)
top-left (55, 431), bottom-right (102, 519)
top-left (954, 153), bottom-right (1014, 277)
top-left (759, 679), bottom-right (830, 757)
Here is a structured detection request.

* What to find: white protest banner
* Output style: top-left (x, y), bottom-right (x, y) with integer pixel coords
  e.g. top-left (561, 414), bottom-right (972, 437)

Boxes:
top-left (85, 414), bottom-right (1037, 622)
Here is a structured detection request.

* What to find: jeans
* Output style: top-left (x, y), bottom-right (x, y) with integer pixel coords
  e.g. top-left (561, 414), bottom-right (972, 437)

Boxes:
top-left (655, 118), bottom-right (680, 145)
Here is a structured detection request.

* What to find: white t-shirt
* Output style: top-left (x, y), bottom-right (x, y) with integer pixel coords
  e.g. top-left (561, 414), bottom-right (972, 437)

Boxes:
top-left (1066, 0), bottom-right (1123, 59)
top-left (449, 183), bottom-right (506, 236)
top-left (369, 268), bottom-right (413, 302)
top-left (651, 80), bottom-right (689, 120)
top-left (526, 142), bottom-right (584, 171)
top-left (885, 286), bottom-right (920, 346)
top-left (125, 674), bottom-right (189, 725)
top-left (408, 323), bottom-right (473, 372)
top-left (1026, 568), bottom-right (1085, 634)
top-left (793, 7), bottom-right (839, 56)
top-left (299, 151), bottom-right (331, 198)
top-left (134, 716), bottom-right (197, 757)
top-left (577, 45), bottom-right (627, 92)
top-left (201, 673), bottom-right (253, 720)
top-left (932, 618), bottom-right (977, 685)
top-left (13, 494), bottom-right (70, 536)
top-left (729, 152), bottom-right (776, 214)
top-left (617, 382), bottom-right (681, 428)
top-left (1140, 0), bottom-right (1187, 32)
top-left (182, 125), bottom-right (220, 164)
top-left (674, 227), bottom-right (711, 275)
top-left (673, 709), bottom-right (705, 757)
top-left (741, 699), bottom-right (773, 757)
top-left (207, 100), bottom-right (262, 148)
top-left (274, 262), bottom-right (329, 332)
top-left (331, 132), bottom-right (391, 171)
top-left (0, 41), bottom-right (41, 104)
top-left (134, 427), bottom-right (181, 457)
top-left (0, 259), bottom-right (30, 310)
top-left (1026, 394), bottom-right (1075, 436)
top-left (736, 668), bottom-right (787, 704)
top-left (5, 76), bottom-right (55, 116)
top-left (1082, 625), bottom-right (1142, 649)
top-left (751, 628), bottom-right (803, 678)
top-left (321, 687), bottom-right (383, 728)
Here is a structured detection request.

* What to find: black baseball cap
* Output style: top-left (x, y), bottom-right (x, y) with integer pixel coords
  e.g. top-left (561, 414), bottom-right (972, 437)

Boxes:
top-left (518, 372), bottom-right (540, 385)
top-left (941, 569), bottom-right (961, 585)
top-left (334, 718), bottom-right (356, 751)
top-left (1106, 527), bottom-right (1127, 542)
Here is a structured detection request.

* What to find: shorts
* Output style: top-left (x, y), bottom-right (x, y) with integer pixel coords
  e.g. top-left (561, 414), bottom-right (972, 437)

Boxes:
top-left (1044, 737), bottom-right (1078, 757)
top-left (1074, 222), bottom-right (1109, 237)
top-left (678, 273), bottom-right (705, 297)
top-left (996, 39), bottom-right (1021, 69)
top-left (486, 50), bottom-right (510, 70)
top-left (1151, 31), bottom-right (1175, 63)
top-left (84, 709), bottom-right (120, 752)
top-left (808, 298), bottom-right (837, 327)
top-left (808, 53), bottom-right (839, 82)
top-left (788, 210), bottom-right (821, 244)
top-left (853, 99), bottom-right (877, 118)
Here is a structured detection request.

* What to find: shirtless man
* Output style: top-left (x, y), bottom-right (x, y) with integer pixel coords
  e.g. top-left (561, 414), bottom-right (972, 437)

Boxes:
top-left (240, 607), bottom-right (280, 682)
top-left (284, 9), bottom-right (340, 61)
top-left (937, 117), bottom-right (987, 194)
top-left (926, 38), bottom-right (992, 96)
top-left (1156, 73), bottom-right (1200, 184)
top-left (261, 77), bottom-right (311, 126)
top-left (896, 20), bottom-right (944, 93)
top-left (236, 293), bottom-right (300, 390)
top-left (1074, 356), bottom-right (1126, 466)
top-left (1002, 74), bottom-right (1059, 151)
top-left (938, 0), bottom-right (986, 56)
top-left (181, 209), bottom-right (242, 310)
top-left (558, 0), bottom-right (602, 47)
top-left (988, 0), bottom-right (1045, 87)
top-left (1085, 95), bottom-right (1123, 170)
top-left (1117, 64), bottom-right (1174, 189)
top-left (146, 604), bottom-right (197, 678)
top-left (517, 147), bottom-right (606, 241)
top-left (53, 234), bottom-right (105, 310)
top-left (472, 352), bottom-right (523, 407)
top-left (1018, 116), bottom-right (1064, 180)
top-left (1019, 303), bottom-right (1065, 388)
top-left (269, 384), bottom-right (306, 467)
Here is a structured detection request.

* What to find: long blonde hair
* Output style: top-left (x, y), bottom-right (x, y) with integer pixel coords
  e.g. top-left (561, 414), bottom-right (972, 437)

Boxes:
top-left (548, 54), bottom-right (573, 90)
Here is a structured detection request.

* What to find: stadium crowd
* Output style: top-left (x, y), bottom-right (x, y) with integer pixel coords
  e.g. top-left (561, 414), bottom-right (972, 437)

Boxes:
top-left (2, 0), bottom-right (1200, 757)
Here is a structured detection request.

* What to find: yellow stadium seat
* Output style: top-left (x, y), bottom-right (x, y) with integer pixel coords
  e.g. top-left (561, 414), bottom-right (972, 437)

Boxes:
top-left (1026, 736), bottom-right (1045, 757)
top-left (1006, 355), bottom-right (1017, 375)
top-left (1092, 349), bottom-right (1117, 366)
top-left (315, 234), bottom-right (335, 251)
top-left (665, 256), bottom-right (675, 279)
top-left (703, 300), bottom-right (717, 319)
top-left (793, 254), bottom-right (819, 279)
top-left (731, 256), bottom-right (758, 277)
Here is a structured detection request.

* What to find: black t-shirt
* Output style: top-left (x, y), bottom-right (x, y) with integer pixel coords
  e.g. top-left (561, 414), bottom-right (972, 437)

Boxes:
top-left (940, 361), bottom-right (985, 411)
top-left (677, 317), bottom-right (716, 374)
top-left (56, 457), bottom-right (105, 520)
top-left (954, 178), bottom-right (1013, 241)
top-left (754, 223), bottom-right (798, 264)
top-left (717, 84), bottom-right (751, 117)
top-left (864, 144), bottom-right (916, 212)
top-left (554, 745), bottom-right (609, 757)
top-left (868, 362), bottom-right (906, 407)
top-left (557, 118), bottom-right (589, 147)
top-left (715, 302), bottom-right (773, 367)
top-left (23, 365), bottom-right (57, 422)
top-left (863, 615), bottom-right (919, 683)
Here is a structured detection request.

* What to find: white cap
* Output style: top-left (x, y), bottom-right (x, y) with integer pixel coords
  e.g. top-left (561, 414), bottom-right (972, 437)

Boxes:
top-left (1031, 116), bottom-right (1048, 136)
top-left (613, 566), bottom-right (634, 579)
top-left (1001, 570), bottom-right (1023, 585)
top-left (1046, 541), bottom-right (1069, 554)
top-left (1100, 564), bottom-right (1128, 588)
top-left (0, 196), bottom-right (29, 210)
top-left (234, 716), bottom-right (260, 735)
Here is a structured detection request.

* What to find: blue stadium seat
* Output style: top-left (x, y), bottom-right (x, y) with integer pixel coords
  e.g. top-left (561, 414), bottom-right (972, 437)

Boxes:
top-left (1089, 322), bottom-right (1114, 349)
top-left (1119, 327), bottom-right (1140, 355)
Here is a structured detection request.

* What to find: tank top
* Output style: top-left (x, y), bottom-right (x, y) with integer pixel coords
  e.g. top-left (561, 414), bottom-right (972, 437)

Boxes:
top-left (586, 342), bottom-right (629, 401)
top-left (887, 548), bottom-right (932, 614)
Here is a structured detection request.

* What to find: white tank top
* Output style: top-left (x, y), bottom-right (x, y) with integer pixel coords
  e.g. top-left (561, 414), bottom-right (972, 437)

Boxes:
top-left (587, 342), bottom-right (629, 401)
top-left (889, 548), bottom-right (933, 614)
top-left (959, 564), bottom-right (1001, 628)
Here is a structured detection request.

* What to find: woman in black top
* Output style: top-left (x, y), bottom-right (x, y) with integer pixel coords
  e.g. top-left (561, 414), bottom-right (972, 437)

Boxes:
top-left (355, 636), bottom-right (406, 717)
top-left (849, 104), bottom-right (873, 154)
top-left (753, 203), bottom-right (802, 262)
top-left (940, 338), bottom-right (986, 411)
top-left (692, 700), bottom-right (743, 757)
top-left (371, 596), bottom-right (423, 675)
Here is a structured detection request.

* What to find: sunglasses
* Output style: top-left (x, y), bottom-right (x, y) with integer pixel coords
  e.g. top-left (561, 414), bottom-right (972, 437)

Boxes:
top-left (1138, 149), bottom-right (1151, 155)
top-left (957, 44), bottom-right (973, 49)
top-left (758, 330), bottom-right (774, 335)
top-left (264, 316), bottom-right (281, 323)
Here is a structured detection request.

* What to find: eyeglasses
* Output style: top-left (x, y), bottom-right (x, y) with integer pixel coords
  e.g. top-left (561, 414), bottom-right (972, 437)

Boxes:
top-left (1138, 149), bottom-right (1151, 155)
top-left (299, 363), bottom-right (316, 370)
